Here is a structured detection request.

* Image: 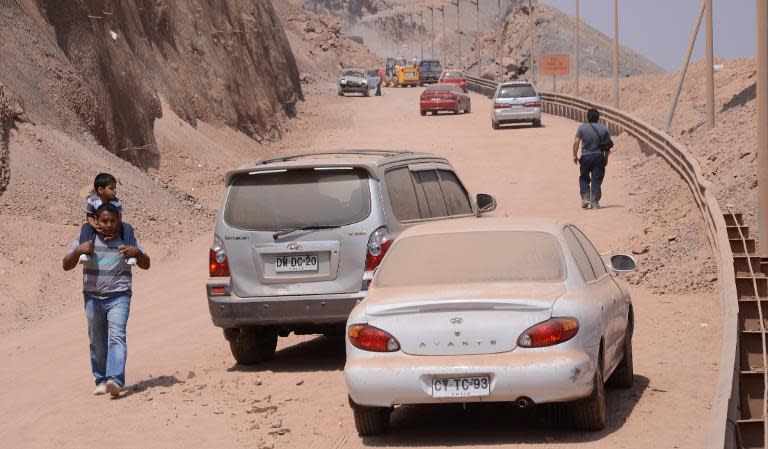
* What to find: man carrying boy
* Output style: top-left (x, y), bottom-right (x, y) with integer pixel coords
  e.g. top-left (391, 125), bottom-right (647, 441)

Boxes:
top-left (63, 203), bottom-right (150, 397)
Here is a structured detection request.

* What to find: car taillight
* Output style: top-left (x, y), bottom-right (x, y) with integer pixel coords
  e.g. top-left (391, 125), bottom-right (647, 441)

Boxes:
top-left (494, 103), bottom-right (511, 109)
top-left (525, 101), bottom-right (541, 108)
top-left (365, 226), bottom-right (392, 271)
top-left (209, 240), bottom-right (230, 277)
top-left (348, 324), bottom-right (400, 352)
top-left (460, 82), bottom-right (467, 92)
top-left (518, 318), bottom-right (579, 348)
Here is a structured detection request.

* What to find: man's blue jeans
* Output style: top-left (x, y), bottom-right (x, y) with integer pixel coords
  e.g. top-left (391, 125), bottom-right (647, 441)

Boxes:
top-left (579, 152), bottom-right (607, 202)
top-left (84, 294), bottom-right (131, 387)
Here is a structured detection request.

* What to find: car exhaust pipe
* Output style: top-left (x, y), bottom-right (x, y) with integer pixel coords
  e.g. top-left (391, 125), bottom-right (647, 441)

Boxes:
top-left (515, 397), bottom-right (533, 408)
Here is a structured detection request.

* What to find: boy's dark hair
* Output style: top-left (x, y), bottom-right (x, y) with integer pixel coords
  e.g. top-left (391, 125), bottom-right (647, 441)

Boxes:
top-left (94, 173), bottom-right (117, 190)
top-left (587, 108), bottom-right (600, 123)
top-left (94, 203), bottom-right (121, 219)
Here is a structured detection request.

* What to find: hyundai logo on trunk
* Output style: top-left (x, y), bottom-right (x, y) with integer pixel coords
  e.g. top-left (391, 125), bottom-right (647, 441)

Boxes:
top-left (287, 243), bottom-right (301, 251)
top-left (450, 317), bottom-right (463, 325)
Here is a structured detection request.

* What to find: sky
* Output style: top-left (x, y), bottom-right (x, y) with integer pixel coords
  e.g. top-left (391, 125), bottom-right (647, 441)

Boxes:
top-left (539, 0), bottom-right (757, 71)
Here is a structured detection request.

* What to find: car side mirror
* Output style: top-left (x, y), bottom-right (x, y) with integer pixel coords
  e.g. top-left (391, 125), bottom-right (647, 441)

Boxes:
top-left (476, 193), bottom-right (497, 214)
top-left (610, 254), bottom-right (637, 273)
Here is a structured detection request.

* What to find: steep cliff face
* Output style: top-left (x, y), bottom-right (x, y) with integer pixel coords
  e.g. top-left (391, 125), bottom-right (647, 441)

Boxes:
top-left (0, 0), bottom-right (302, 168)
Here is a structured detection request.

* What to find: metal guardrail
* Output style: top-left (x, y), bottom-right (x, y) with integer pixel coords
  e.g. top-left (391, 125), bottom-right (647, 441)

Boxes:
top-left (466, 75), bottom-right (740, 449)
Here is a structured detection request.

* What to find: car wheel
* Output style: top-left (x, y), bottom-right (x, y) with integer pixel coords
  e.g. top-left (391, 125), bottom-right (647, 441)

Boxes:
top-left (608, 321), bottom-right (634, 388)
top-left (571, 356), bottom-right (607, 431)
top-left (533, 119), bottom-right (542, 127)
top-left (420, 110), bottom-right (426, 116)
top-left (228, 327), bottom-right (278, 365)
top-left (453, 104), bottom-right (459, 114)
top-left (492, 120), bottom-right (500, 130)
top-left (350, 398), bottom-right (391, 436)
top-left (364, 89), bottom-right (370, 97)
top-left (338, 90), bottom-right (343, 97)
top-left (466, 102), bottom-right (472, 113)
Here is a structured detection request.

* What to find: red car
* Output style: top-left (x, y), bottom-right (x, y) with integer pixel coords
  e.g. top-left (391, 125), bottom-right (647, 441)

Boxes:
top-left (419, 84), bottom-right (471, 116)
top-left (438, 70), bottom-right (468, 93)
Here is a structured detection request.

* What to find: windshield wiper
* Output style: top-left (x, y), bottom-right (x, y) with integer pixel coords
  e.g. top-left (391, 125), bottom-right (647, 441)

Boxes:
top-left (273, 225), bottom-right (341, 240)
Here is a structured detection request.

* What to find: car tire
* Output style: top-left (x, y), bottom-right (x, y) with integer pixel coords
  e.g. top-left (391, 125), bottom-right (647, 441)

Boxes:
top-left (338, 90), bottom-right (343, 97)
top-left (364, 89), bottom-right (370, 97)
top-left (466, 102), bottom-right (471, 113)
top-left (350, 399), bottom-right (391, 436)
top-left (571, 356), bottom-right (607, 431)
top-left (492, 120), bottom-right (500, 130)
top-left (420, 110), bottom-right (426, 116)
top-left (228, 327), bottom-right (278, 365)
top-left (533, 119), bottom-right (542, 127)
top-left (608, 321), bottom-right (634, 388)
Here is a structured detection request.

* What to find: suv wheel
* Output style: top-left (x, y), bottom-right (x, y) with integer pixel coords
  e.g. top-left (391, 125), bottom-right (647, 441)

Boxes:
top-left (492, 120), bottom-right (500, 130)
top-left (228, 327), bottom-right (278, 365)
top-left (533, 119), bottom-right (542, 127)
top-left (350, 397), bottom-right (391, 436)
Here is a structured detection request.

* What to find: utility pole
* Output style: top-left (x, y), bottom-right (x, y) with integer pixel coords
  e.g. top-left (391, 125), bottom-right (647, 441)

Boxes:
top-left (419, 11), bottom-right (424, 60)
top-left (705, 0), bottom-right (715, 128)
top-left (439, 6), bottom-right (446, 65)
top-left (575, 0), bottom-right (580, 96)
top-left (665, 0), bottom-right (706, 132)
top-left (451, 0), bottom-right (462, 69)
top-left (429, 7), bottom-right (435, 59)
top-left (467, 0), bottom-right (479, 68)
top-left (613, 0), bottom-right (619, 108)
top-left (529, 0), bottom-right (535, 83)
top-left (498, 0), bottom-right (503, 80)
top-left (758, 0), bottom-right (768, 246)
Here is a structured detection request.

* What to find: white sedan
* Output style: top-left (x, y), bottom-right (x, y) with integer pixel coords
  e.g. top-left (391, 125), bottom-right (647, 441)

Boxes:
top-left (344, 218), bottom-right (637, 435)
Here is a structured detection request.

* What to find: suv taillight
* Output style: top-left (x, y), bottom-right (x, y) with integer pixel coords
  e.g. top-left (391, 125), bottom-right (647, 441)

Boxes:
top-left (525, 101), bottom-right (541, 108)
top-left (365, 227), bottom-right (392, 271)
top-left (494, 102), bottom-right (511, 109)
top-left (209, 239), bottom-right (230, 277)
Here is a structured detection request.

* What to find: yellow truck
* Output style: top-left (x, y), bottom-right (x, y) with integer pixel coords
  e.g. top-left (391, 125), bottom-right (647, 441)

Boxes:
top-left (395, 66), bottom-right (420, 87)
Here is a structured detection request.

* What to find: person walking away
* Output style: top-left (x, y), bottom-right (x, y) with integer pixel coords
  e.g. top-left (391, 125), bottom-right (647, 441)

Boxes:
top-left (63, 203), bottom-right (150, 397)
top-left (572, 108), bottom-right (614, 209)
top-left (376, 67), bottom-right (383, 96)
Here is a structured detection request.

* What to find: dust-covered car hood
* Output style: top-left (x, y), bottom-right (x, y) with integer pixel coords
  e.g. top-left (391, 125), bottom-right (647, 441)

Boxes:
top-left (363, 282), bottom-right (566, 316)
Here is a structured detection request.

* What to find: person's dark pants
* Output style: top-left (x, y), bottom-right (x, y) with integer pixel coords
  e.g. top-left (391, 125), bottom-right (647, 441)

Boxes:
top-left (579, 152), bottom-right (607, 202)
top-left (79, 222), bottom-right (137, 246)
top-left (375, 79), bottom-right (382, 96)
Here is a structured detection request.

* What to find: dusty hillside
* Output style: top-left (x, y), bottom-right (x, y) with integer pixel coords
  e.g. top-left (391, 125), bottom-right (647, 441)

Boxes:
top-left (469, 2), bottom-right (663, 79)
top-left (0, 0), bottom-right (302, 168)
top-left (296, 0), bottom-right (391, 21)
top-left (0, 85), bottom-right (18, 198)
top-left (273, 0), bottom-right (381, 80)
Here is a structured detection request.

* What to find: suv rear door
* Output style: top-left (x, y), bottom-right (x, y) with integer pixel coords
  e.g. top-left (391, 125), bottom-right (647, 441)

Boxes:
top-left (384, 164), bottom-right (474, 222)
top-left (220, 167), bottom-right (380, 297)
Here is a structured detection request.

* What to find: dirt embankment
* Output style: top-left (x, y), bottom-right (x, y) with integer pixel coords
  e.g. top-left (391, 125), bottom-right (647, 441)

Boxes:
top-left (274, 0), bottom-right (381, 81)
top-left (468, 2), bottom-right (663, 80)
top-left (0, 85), bottom-right (20, 198)
top-left (0, 0), bottom-right (303, 168)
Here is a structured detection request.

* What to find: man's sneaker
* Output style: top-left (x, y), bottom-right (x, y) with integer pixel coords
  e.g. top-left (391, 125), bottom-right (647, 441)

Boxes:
top-left (106, 379), bottom-right (122, 397)
top-left (590, 201), bottom-right (601, 210)
top-left (94, 383), bottom-right (107, 395)
top-left (126, 257), bottom-right (137, 266)
top-left (581, 200), bottom-right (590, 209)
top-left (79, 254), bottom-right (91, 264)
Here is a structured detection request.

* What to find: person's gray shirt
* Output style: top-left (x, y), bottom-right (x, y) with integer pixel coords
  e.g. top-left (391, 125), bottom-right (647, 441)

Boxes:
top-left (576, 123), bottom-right (611, 154)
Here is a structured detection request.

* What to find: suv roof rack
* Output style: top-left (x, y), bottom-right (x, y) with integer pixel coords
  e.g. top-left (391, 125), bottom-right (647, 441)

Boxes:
top-left (255, 150), bottom-right (413, 165)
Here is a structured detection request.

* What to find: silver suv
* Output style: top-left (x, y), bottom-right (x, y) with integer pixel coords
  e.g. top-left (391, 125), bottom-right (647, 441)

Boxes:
top-left (207, 150), bottom-right (497, 364)
top-left (491, 81), bottom-right (542, 129)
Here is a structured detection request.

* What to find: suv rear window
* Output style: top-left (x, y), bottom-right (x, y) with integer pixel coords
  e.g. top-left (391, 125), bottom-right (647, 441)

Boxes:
top-left (375, 231), bottom-right (566, 287)
top-left (497, 84), bottom-right (537, 98)
top-left (420, 61), bottom-right (442, 71)
top-left (225, 168), bottom-right (371, 230)
top-left (385, 167), bottom-right (472, 221)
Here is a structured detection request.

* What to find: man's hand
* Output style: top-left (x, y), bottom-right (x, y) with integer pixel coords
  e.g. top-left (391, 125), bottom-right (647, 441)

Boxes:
top-left (77, 240), bottom-right (95, 256)
top-left (118, 245), bottom-right (142, 258)
top-left (573, 156), bottom-right (579, 165)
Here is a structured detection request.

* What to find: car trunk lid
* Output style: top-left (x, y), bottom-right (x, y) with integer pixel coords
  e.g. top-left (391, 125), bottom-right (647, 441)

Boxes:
top-left (363, 283), bottom-right (564, 355)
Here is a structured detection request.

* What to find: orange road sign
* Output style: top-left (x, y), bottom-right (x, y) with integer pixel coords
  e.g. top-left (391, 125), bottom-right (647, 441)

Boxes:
top-left (539, 54), bottom-right (570, 76)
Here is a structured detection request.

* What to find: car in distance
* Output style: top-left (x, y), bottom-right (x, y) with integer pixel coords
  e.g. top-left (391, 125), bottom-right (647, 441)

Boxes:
top-left (418, 59), bottom-right (443, 85)
top-left (206, 150), bottom-right (497, 365)
top-left (491, 80), bottom-right (542, 128)
top-left (338, 68), bottom-right (370, 97)
top-left (396, 66), bottom-right (420, 88)
top-left (438, 70), bottom-right (468, 93)
top-left (345, 218), bottom-right (636, 435)
top-left (419, 84), bottom-right (471, 116)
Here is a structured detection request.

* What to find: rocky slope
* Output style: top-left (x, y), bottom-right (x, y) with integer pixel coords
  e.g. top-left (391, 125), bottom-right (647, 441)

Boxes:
top-left (469, 2), bottom-right (663, 80)
top-left (0, 0), bottom-right (303, 168)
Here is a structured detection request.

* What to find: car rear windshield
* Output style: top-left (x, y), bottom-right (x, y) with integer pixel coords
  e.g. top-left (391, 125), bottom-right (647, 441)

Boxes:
top-left (497, 84), bottom-right (537, 98)
top-left (225, 168), bottom-right (372, 230)
top-left (343, 70), bottom-right (364, 77)
top-left (426, 85), bottom-right (453, 91)
top-left (375, 231), bottom-right (566, 287)
top-left (420, 61), bottom-right (442, 70)
top-left (442, 71), bottom-right (464, 79)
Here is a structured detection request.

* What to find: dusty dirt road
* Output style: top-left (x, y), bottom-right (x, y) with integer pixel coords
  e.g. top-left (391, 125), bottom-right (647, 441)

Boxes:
top-left (1, 86), bottom-right (721, 449)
